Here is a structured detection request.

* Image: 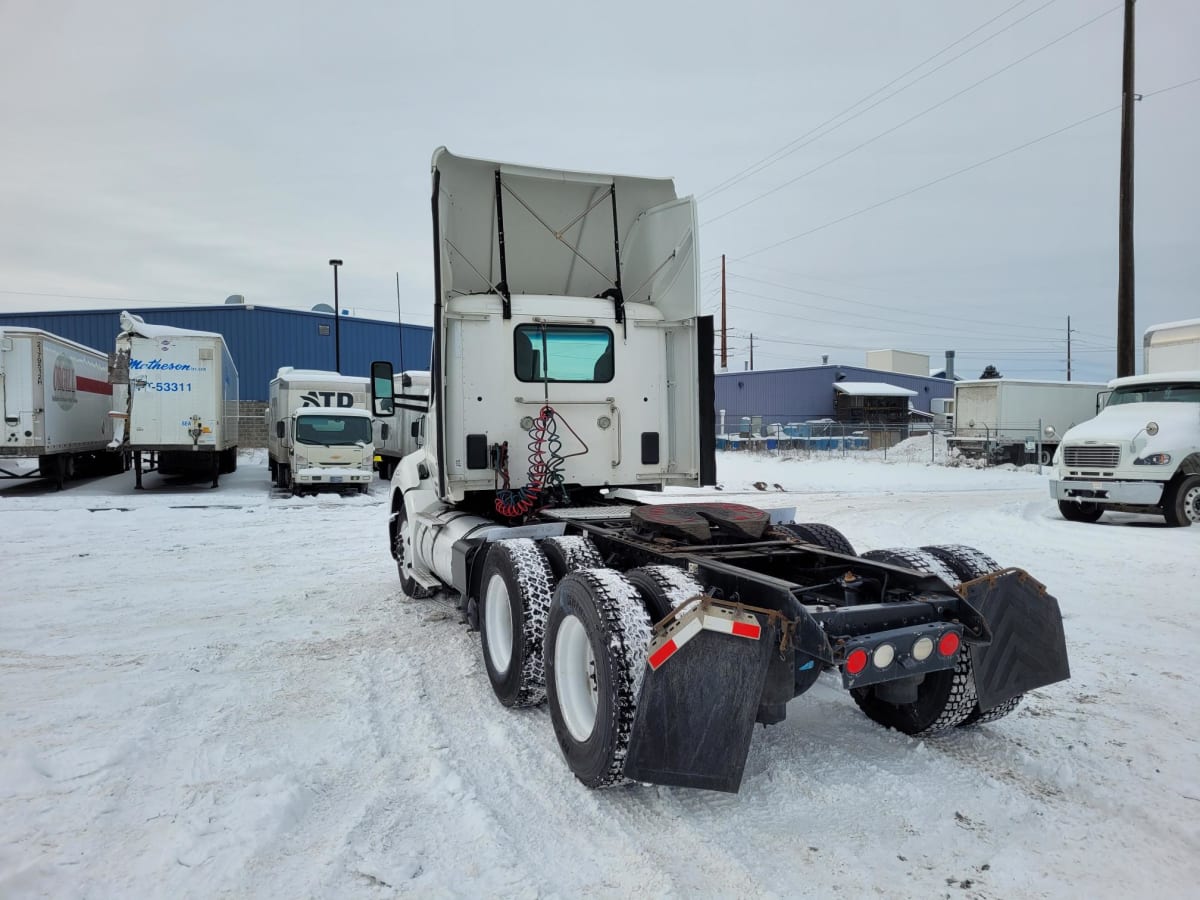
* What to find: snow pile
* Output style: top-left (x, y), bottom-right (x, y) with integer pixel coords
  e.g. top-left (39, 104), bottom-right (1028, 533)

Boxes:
top-left (2, 454), bottom-right (1198, 898)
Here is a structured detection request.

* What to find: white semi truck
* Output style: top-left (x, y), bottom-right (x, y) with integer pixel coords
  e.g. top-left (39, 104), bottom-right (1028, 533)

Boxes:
top-left (368, 148), bottom-right (1069, 793)
top-left (947, 378), bottom-right (1105, 466)
top-left (1051, 318), bottom-right (1200, 526)
top-left (109, 312), bottom-right (239, 489)
top-left (0, 327), bottom-right (124, 489)
top-left (372, 370), bottom-right (429, 480)
top-left (267, 368), bottom-right (375, 494)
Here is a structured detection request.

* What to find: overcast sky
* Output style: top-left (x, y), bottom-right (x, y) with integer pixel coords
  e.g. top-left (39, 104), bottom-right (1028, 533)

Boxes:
top-left (1, 0), bottom-right (1197, 381)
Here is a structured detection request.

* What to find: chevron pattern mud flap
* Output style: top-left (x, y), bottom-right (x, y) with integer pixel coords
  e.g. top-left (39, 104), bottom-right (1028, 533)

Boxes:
top-left (624, 621), bottom-right (777, 793)
top-left (963, 569), bottom-right (1070, 711)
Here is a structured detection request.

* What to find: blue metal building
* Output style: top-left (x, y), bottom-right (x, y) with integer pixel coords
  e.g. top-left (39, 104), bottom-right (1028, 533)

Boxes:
top-left (715, 364), bottom-right (953, 430)
top-left (0, 305), bottom-right (431, 400)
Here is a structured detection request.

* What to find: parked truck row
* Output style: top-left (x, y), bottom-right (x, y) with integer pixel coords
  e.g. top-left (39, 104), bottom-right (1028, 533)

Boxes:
top-left (366, 148), bottom-right (1072, 793)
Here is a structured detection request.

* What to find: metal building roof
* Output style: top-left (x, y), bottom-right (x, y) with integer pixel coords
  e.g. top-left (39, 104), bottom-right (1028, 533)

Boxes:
top-left (0, 305), bottom-right (431, 401)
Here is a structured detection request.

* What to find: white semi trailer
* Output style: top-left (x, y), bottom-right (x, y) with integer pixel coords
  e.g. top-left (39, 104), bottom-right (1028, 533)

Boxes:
top-left (1051, 318), bottom-right (1200, 526)
top-left (947, 378), bottom-right (1105, 465)
top-left (109, 312), bottom-right (239, 489)
top-left (267, 368), bottom-right (375, 494)
top-left (366, 148), bottom-right (1070, 794)
top-left (0, 327), bottom-right (124, 489)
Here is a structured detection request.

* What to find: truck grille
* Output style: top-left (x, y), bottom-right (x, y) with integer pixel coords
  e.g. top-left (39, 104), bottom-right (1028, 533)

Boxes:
top-left (1063, 445), bottom-right (1120, 468)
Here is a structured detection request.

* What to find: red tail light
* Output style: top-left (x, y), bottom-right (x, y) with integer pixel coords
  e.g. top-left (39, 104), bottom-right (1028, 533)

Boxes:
top-left (937, 631), bottom-right (961, 657)
top-left (845, 647), bottom-right (869, 675)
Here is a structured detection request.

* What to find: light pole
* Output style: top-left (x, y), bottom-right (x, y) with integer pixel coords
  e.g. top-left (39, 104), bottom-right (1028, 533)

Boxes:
top-left (328, 258), bottom-right (343, 373)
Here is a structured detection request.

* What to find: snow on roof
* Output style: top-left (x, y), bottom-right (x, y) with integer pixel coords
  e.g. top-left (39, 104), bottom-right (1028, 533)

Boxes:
top-left (294, 406), bottom-right (373, 418)
top-left (119, 310), bottom-right (221, 340)
top-left (273, 367), bottom-right (368, 385)
top-left (833, 381), bottom-right (918, 397)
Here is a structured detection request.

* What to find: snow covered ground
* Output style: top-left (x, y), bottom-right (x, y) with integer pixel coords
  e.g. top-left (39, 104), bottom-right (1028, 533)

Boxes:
top-left (2, 446), bottom-right (1198, 898)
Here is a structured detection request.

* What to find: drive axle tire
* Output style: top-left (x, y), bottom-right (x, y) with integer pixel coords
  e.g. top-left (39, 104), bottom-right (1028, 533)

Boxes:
top-left (540, 535), bottom-right (605, 583)
top-left (546, 569), bottom-right (653, 788)
top-left (1164, 474), bottom-right (1200, 527)
top-left (777, 522), bottom-right (857, 556)
top-left (479, 539), bottom-right (556, 708)
top-left (1058, 499), bottom-right (1103, 523)
top-left (625, 565), bottom-right (706, 623)
top-left (393, 504), bottom-right (433, 599)
top-left (852, 547), bottom-right (976, 734)
top-left (920, 544), bottom-right (1024, 727)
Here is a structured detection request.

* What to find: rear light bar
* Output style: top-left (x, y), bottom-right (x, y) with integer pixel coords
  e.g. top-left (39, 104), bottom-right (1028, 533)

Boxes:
top-left (647, 599), bottom-right (762, 671)
top-left (839, 623), bottom-right (965, 689)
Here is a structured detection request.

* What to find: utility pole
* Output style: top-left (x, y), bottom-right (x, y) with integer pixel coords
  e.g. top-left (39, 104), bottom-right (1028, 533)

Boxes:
top-left (720, 254), bottom-right (728, 371)
top-left (1116, 0), bottom-right (1137, 377)
top-left (749, 333), bottom-right (754, 371)
top-left (1067, 315), bottom-right (1073, 381)
top-left (329, 259), bottom-right (343, 373)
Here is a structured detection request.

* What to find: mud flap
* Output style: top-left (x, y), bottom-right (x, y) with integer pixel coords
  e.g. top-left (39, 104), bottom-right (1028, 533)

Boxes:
top-left (624, 621), bottom-right (777, 793)
top-left (963, 569), bottom-right (1070, 711)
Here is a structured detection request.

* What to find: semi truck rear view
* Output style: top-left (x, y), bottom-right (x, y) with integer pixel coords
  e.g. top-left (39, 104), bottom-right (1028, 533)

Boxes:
top-left (0, 327), bottom-right (124, 489)
top-left (370, 148), bottom-right (1070, 792)
top-left (109, 312), bottom-right (239, 488)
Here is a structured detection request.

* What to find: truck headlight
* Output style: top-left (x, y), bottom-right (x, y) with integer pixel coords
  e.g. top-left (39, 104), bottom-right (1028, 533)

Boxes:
top-left (1134, 453), bottom-right (1172, 466)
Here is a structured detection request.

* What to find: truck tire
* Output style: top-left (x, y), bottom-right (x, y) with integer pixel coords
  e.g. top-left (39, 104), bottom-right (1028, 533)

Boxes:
top-left (776, 522), bottom-right (857, 556)
top-left (851, 548), bottom-right (976, 734)
top-left (269, 459), bottom-right (278, 482)
top-left (278, 463), bottom-right (290, 490)
top-left (1057, 499), bottom-right (1104, 523)
top-left (545, 569), bottom-right (653, 788)
top-left (624, 565), bottom-right (706, 623)
top-left (1164, 474), bottom-right (1200, 527)
top-left (393, 504), bottom-right (433, 599)
top-left (920, 544), bottom-right (1023, 727)
top-left (540, 535), bottom-right (605, 583)
top-left (479, 539), bottom-right (556, 708)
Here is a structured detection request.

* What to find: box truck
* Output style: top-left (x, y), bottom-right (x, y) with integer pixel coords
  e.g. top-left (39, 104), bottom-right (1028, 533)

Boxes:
top-left (109, 312), bottom-right (239, 488)
top-left (373, 370), bottom-right (429, 480)
top-left (1051, 318), bottom-right (1200, 526)
top-left (267, 367), bottom-right (375, 494)
top-left (0, 327), bottom-right (124, 489)
top-left (947, 379), bottom-right (1104, 465)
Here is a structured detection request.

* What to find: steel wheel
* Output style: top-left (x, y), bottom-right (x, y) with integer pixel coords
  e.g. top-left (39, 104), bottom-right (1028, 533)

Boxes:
top-left (484, 572), bottom-right (515, 675)
top-left (554, 613), bottom-right (598, 742)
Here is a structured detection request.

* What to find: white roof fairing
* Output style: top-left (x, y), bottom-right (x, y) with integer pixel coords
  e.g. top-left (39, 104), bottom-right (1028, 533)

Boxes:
top-left (432, 148), bottom-right (699, 323)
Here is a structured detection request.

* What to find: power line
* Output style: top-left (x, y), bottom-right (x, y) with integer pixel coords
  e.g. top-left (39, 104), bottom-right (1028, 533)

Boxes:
top-left (698, 0), bottom-right (1047, 202)
top-left (737, 104), bottom-right (1120, 260)
top-left (735, 74), bottom-right (1200, 260)
top-left (703, 3), bottom-right (1120, 227)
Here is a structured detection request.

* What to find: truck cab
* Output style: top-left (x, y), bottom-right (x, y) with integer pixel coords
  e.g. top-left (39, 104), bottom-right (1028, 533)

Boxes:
top-left (285, 407), bottom-right (376, 494)
top-left (1050, 371), bottom-right (1200, 525)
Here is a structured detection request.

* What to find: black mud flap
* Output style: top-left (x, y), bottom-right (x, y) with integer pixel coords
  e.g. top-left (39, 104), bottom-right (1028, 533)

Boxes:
top-left (624, 622), bottom-right (777, 793)
top-left (963, 569), bottom-right (1070, 711)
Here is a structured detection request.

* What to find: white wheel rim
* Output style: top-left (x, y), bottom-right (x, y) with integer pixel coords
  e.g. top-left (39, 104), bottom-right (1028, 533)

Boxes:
top-left (1185, 485), bottom-right (1200, 524)
top-left (555, 614), bottom-right (598, 743)
top-left (484, 573), bottom-right (513, 674)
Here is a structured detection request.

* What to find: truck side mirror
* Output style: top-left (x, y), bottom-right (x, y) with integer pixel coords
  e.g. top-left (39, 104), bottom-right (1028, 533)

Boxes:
top-left (371, 360), bottom-right (395, 417)
top-left (275, 420), bottom-right (284, 439)
top-left (380, 423), bottom-right (390, 441)
top-left (410, 420), bottom-right (420, 439)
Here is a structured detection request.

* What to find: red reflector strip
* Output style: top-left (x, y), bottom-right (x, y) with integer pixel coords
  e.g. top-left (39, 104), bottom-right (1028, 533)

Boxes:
top-left (648, 640), bottom-right (678, 671)
top-left (731, 620), bottom-right (761, 639)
